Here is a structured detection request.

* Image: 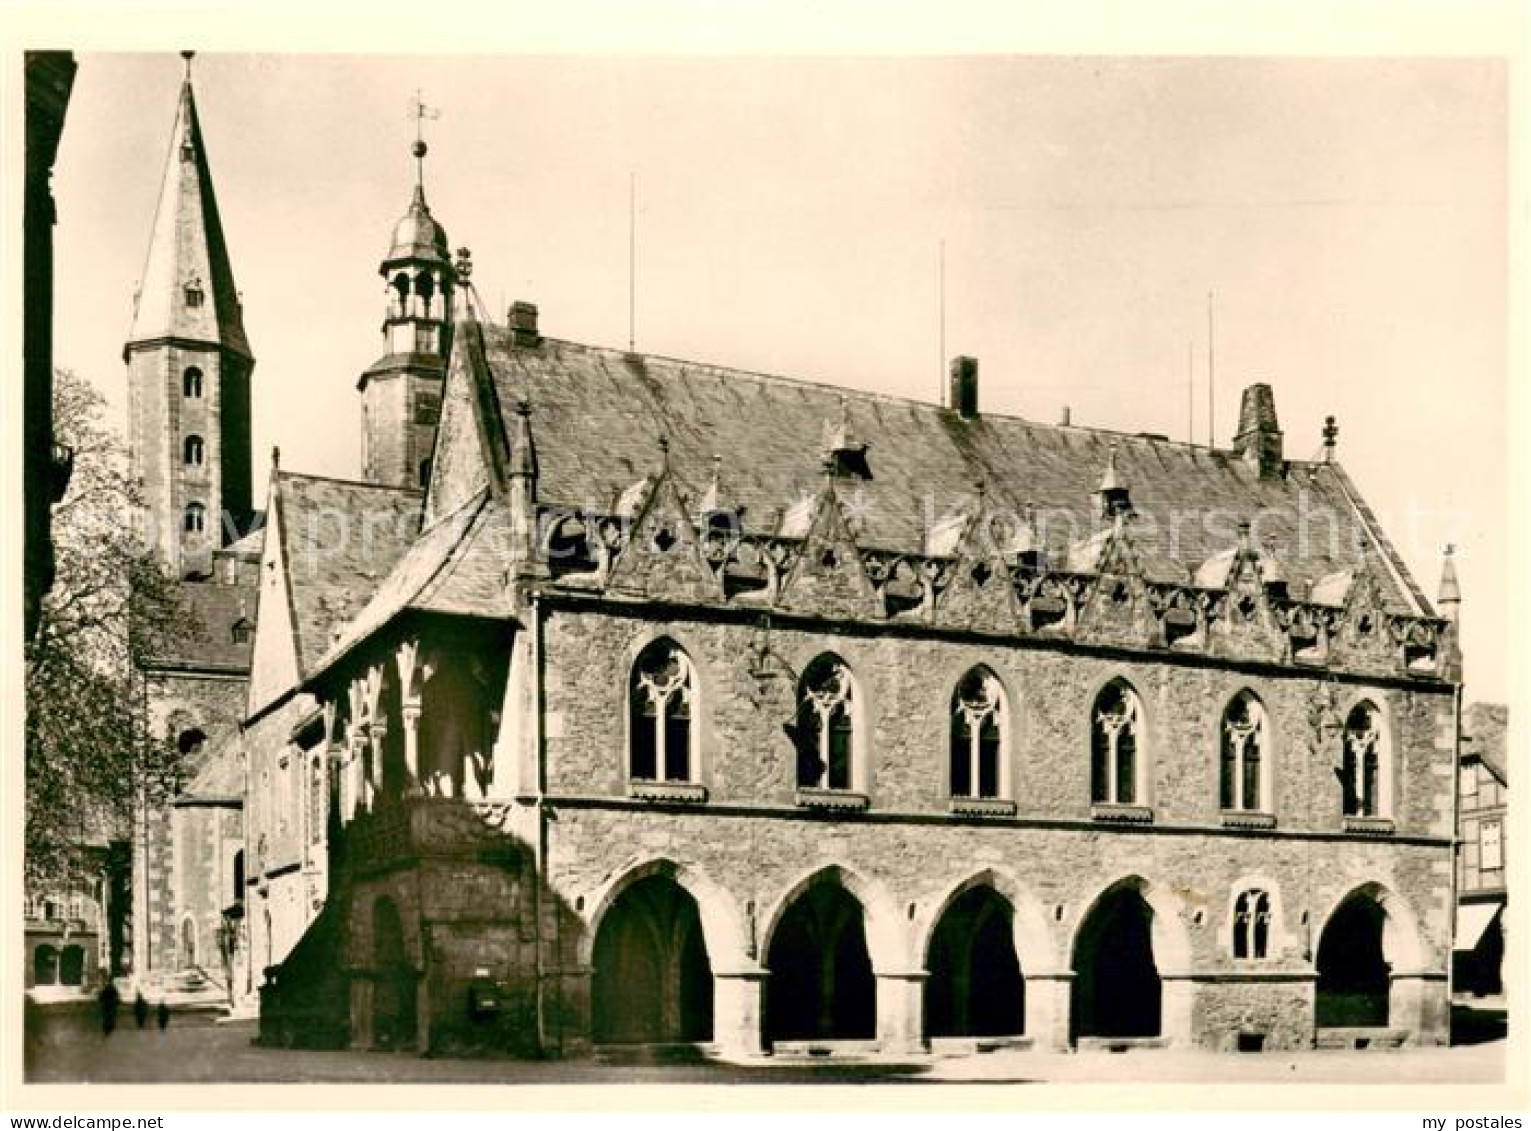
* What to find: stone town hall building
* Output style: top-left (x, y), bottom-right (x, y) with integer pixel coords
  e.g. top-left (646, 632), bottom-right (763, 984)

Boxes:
top-left (130, 61), bottom-right (1464, 1056)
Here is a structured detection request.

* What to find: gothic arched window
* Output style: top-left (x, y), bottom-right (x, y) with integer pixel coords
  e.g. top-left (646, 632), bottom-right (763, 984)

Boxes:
top-left (950, 667), bottom-right (1006, 799)
top-left (628, 640), bottom-right (695, 782)
top-left (795, 655), bottom-right (856, 791)
top-left (1232, 888), bottom-right (1271, 959)
top-left (1341, 701), bottom-right (1385, 817)
top-left (183, 502), bottom-right (205, 534)
top-left (183, 367), bottom-right (203, 398)
top-left (1090, 678), bottom-right (1141, 805)
top-left (1220, 691), bottom-right (1267, 812)
top-left (183, 434), bottom-right (204, 466)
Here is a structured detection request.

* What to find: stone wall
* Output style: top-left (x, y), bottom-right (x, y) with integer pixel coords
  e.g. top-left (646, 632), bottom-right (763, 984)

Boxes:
top-left (341, 822), bottom-right (578, 1056)
top-left (171, 801), bottom-right (241, 979)
top-left (539, 605), bottom-right (1454, 837)
top-left (244, 691), bottom-right (326, 996)
top-left (141, 670), bottom-right (248, 976)
top-left (527, 602), bottom-right (1455, 1050)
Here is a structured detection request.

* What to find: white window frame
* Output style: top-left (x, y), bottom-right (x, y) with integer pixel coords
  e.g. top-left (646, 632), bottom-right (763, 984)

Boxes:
top-left (1480, 820), bottom-right (1503, 872)
top-left (1341, 700), bottom-right (1391, 819)
top-left (798, 658), bottom-right (859, 792)
top-left (951, 668), bottom-right (1008, 800)
top-left (1221, 691), bottom-right (1269, 812)
top-left (629, 642), bottom-right (696, 783)
top-left (1092, 681), bottom-right (1143, 805)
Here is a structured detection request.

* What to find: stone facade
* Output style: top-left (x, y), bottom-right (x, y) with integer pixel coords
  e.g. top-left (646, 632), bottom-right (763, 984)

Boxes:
top-left (137, 664), bottom-right (249, 979)
top-left (250, 308), bottom-right (1460, 1058)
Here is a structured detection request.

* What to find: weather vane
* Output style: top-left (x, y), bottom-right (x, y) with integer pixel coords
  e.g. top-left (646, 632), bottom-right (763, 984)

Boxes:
top-left (409, 89), bottom-right (441, 189)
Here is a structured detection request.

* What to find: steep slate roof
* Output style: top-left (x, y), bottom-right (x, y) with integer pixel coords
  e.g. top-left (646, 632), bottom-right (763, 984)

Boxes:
top-left (306, 317), bottom-right (1438, 684)
top-left (481, 329), bottom-right (1425, 613)
top-left (270, 472), bottom-right (423, 673)
top-left (145, 578), bottom-right (256, 670)
top-left (125, 73), bottom-right (249, 359)
top-left (311, 490), bottom-right (511, 674)
top-left (1464, 702), bottom-right (1508, 785)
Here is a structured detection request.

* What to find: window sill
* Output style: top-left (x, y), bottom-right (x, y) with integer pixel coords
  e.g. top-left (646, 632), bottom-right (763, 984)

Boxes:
top-left (795, 788), bottom-right (870, 812)
top-left (627, 780), bottom-right (708, 804)
top-left (1090, 802), bottom-right (1154, 824)
top-left (1220, 810), bottom-right (1276, 830)
top-left (1342, 815), bottom-right (1395, 836)
top-left (950, 797), bottom-right (1017, 818)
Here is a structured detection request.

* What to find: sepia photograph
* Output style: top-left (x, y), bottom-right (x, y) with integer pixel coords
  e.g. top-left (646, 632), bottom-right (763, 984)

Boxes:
top-left (7, 5), bottom-right (1522, 1113)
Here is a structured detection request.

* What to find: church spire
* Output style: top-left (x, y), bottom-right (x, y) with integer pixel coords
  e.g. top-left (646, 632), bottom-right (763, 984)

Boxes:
top-left (124, 53), bottom-right (255, 579)
top-left (125, 50), bottom-right (250, 361)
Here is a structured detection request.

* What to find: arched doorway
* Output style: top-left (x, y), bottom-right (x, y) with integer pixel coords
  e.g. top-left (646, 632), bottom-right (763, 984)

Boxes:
top-left (925, 885), bottom-right (1024, 1039)
top-left (33, 945), bottom-right (58, 986)
top-left (765, 879), bottom-right (876, 1043)
top-left (59, 945), bottom-right (85, 986)
top-left (1316, 892), bottom-right (1390, 1027)
top-left (591, 874), bottom-right (714, 1044)
top-left (180, 916), bottom-right (198, 969)
top-left (371, 898), bottom-right (416, 1049)
top-left (1072, 884), bottom-right (1161, 1040)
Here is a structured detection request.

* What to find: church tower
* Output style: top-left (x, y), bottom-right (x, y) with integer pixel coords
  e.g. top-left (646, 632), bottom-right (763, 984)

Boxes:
top-left (124, 52), bottom-right (254, 580)
top-left (359, 129), bottom-right (456, 489)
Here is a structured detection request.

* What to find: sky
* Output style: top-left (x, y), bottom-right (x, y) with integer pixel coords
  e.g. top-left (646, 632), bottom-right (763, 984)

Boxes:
top-left (49, 51), bottom-right (1508, 703)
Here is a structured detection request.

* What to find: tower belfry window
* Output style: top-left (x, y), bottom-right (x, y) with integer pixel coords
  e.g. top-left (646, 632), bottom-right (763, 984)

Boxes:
top-left (184, 502), bottom-right (206, 534)
top-left (183, 367), bottom-right (203, 398)
top-left (184, 435), bottom-right (205, 466)
top-left (184, 278), bottom-right (204, 308)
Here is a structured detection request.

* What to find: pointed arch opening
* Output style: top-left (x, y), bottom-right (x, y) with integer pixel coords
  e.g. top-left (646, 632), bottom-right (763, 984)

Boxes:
top-left (1091, 678), bottom-right (1142, 805)
top-left (1221, 690), bottom-right (1268, 812)
top-left (33, 944), bottom-right (58, 986)
top-left (370, 897), bottom-right (416, 1050)
top-left (628, 639), bottom-right (696, 783)
top-left (180, 914), bottom-right (199, 969)
top-left (591, 873), bottom-right (714, 1045)
top-left (1072, 881), bottom-right (1162, 1040)
top-left (950, 667), bottom-right (1007, 800)
top-left (794, 654), bottom-right (857, 792)
top-left (1231, 888), bottom-right (1272, 959)
top-left (924, 884), bottom-right (1025, 1039)
top-left (764, 874), bottom-right (876, 1044)
top-left (1340, 701), bottom-right (1388, 818)
top-left (1314, 883), bottom-right (1427, 1032)
top-left (59, 944), bottom-right (85, 986)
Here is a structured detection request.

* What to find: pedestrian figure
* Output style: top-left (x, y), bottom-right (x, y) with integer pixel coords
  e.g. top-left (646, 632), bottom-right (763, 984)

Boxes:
top-left (133, 990), bottom-right (148, 1029)
top-left (157, 1001), bottom-right (170, 1030)
top-left (98, 982), bottom-right (120, 1037)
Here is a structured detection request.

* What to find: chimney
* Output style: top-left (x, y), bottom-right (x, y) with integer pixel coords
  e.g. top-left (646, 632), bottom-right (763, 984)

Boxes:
top-left (948, 356), bottom-right (979, 420)
top-left (1233, 383), bottom-right (1284, 478)
top-left (1060, 405), bottom-right (1072, 427)
top-left (509, 300), bottom-right (540, 347)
